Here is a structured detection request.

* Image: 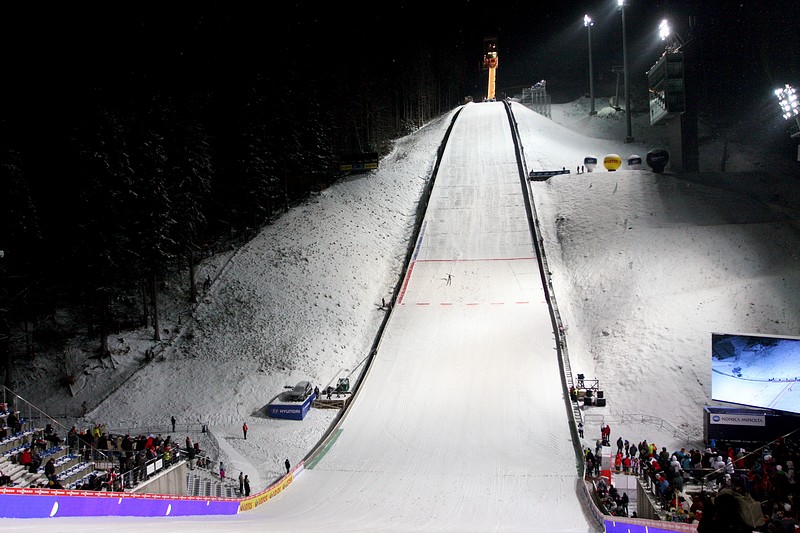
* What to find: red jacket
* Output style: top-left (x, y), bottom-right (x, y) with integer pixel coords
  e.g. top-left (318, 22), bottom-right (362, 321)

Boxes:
top-left (20, 450), bottom-right (32, 465)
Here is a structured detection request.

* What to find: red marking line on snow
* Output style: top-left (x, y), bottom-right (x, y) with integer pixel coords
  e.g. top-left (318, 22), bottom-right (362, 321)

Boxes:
top-left (414, 257), bottom-right (535, 263)
top-left (404, 301), bottom-right (533, 307)
top-left (397, 261), bottom-right (416, 305)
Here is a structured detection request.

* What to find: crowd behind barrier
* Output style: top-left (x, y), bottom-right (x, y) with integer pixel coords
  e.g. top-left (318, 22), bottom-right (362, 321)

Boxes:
top-left (0, 398), bottom-right (238, 496)
top-left (584, 424), bottom-right (799, 532)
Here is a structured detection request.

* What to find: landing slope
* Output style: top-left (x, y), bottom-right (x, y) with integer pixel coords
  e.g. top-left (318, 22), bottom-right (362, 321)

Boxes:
top-left (252, 102), bottom-right (593, 531)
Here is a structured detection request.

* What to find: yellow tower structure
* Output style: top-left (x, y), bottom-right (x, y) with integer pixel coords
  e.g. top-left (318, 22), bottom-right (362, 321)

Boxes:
top-left (483, 37), bottom-right (498, 101)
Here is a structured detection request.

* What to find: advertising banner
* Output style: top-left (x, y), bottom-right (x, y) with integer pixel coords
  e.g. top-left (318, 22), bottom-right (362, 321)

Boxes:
top-left (267, 393), bottom-right (316, 420)
top-left (238, 469), bottom-right (297, 513)
top-left (0, 487), bottom-right (240, 518)
top-left (709, 413), bottom-right (765, 426)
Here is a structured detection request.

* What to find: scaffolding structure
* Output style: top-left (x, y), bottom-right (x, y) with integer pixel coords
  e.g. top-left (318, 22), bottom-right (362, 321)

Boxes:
top-left (520, 82), bottom-right (551, 118)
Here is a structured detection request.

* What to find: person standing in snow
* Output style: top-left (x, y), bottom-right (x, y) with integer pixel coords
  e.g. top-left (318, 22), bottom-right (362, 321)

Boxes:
top-left (171, 416), bottom-right (176, 432)
top-left (578, 422), bottom-right (584, 438)
top-left (238, 471), bottom-right (244, 494)
top-left (601, 424), bottom-right (611, 446)
top-left (242, 422), bottom-right (248, 440)
top-left (244, 475), bottom-right (250, 496)
top-left (285, 458), bottom-right (291, 474)
top-left (219, 462), bottom-right (225, 479)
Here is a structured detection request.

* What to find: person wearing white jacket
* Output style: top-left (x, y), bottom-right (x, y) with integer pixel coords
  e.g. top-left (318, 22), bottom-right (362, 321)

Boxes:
top-left (709, 455), bottom-right (726, 488)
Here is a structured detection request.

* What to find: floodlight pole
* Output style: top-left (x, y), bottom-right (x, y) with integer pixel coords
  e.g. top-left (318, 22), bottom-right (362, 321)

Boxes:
top-left (619, 0), bottom-right (634, 142)
top-left (585, 15), bottom-right (596, 116)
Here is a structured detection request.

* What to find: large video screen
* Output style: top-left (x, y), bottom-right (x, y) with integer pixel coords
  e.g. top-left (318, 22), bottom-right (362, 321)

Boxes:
top-left (711, 332), bottom-right (800, 414)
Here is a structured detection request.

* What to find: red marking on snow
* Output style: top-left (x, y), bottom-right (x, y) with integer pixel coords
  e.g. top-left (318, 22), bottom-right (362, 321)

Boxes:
top-left (397, 261), bottom-right (416, 304)
top-left (415, 257), bottom-right (535, 263)
top-left (402, 301), bottom-right (536, 307)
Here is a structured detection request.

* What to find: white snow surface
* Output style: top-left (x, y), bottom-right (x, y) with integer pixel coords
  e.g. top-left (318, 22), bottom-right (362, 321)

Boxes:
top-left (5, 97), bottom-right (800, 532)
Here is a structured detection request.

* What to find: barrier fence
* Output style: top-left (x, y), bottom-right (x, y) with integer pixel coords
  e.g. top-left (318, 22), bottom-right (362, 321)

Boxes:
top-left (0, 461), bottom-right (303, 519)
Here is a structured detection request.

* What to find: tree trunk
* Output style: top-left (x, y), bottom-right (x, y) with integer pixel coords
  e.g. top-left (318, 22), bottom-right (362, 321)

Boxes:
top-left (720, 136), bottom-right (728, 173)
top-left (283, 166), bottom-right (289, 213)
top-left (151, 274), bottom-right (161, 342)
top-left (1, 336), bottom-right (10, 389)
top-left (141, 276), bottom-right (149, 328)
top-left (24, 317), bottom-right (36, 362)
top-left (0, 305), bottom-right (11, 390)
top-left (99, 295), bottom-right (109, 357)
top-left (188, 250), bottom-right (197, 304)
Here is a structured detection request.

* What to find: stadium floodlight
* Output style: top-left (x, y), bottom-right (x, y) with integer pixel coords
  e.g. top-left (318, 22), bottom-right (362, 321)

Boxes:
top-left (659, 18), bottom-right (685, 54)
top-left (775, 84), bottom-right (799, 120)
top-left (618, 0), bottom-right (634, 142)
top-left (584, 15), bottom-right (596, 115)
top-left (659, 19), bottom-right (670, 40)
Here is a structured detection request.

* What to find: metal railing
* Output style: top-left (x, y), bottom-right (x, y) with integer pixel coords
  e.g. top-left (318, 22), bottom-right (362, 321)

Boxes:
top-left (582, 412), bottom-right (704, 449)
top-left (115, 448), bottom-right (184, 490)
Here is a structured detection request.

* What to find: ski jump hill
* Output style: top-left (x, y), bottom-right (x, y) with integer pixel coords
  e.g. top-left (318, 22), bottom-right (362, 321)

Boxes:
top-left (0, 102), bottom-right (701, 533)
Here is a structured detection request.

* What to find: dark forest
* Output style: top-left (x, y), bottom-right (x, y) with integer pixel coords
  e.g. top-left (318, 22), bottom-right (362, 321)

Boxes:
top-left (0, 5), bottom-right (472, 382)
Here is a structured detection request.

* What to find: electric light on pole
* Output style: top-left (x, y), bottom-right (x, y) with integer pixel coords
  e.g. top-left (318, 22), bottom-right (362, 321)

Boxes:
top-left (775, 84), bottom-right (799, 121)
top-left (775, 84), bottom-right (800, 141)
top-left (659, 19), bottom-right (670, 41)
top-left (584, 14), bottom-right (596, 116)
top-left (618, 0), bottom-right (634, 142)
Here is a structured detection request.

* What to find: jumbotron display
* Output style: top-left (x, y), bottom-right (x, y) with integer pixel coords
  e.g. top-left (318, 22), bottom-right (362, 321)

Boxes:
top-left (711, 332), bottom-right (800, 414)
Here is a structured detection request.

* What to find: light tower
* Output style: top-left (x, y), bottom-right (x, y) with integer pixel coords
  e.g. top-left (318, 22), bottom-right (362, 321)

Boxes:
top-left (483, 37), bottom-right (499, 101)
top-left (584, 15), bottom-right (596, 115)
top-left (775, 84), bottom-right (800, 134)
top-left (775, 84), bottom-right (800, 160)
top-left (618, 0), bottom-right (634, 142)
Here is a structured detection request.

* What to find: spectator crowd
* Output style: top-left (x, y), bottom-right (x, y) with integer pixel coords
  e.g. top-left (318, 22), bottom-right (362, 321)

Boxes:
top-left (582, 423), bottom-right (799, 532)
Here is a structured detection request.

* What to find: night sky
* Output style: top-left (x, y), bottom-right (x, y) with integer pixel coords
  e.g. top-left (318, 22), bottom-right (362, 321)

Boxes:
top-left (1, 2), bottom-right (798, 122)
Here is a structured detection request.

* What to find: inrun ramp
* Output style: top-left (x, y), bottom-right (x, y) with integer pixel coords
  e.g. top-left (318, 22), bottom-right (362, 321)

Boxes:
top-left (253, 102), bottom-right (594, 532)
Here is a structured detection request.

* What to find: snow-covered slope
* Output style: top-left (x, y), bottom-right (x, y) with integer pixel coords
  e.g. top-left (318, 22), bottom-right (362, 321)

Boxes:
top-left (6, 97), bottom-right (800, 532)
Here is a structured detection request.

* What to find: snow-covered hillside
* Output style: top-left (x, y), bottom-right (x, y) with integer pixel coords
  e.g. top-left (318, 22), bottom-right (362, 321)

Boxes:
top-left (6, 96), bottom-right (800, 532)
